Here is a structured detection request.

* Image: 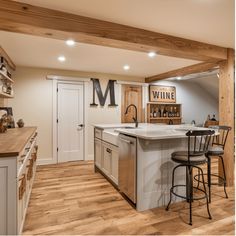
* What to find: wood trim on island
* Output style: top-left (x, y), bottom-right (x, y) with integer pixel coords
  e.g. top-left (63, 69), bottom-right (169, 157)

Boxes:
top-left (0, 0), bottom-right (228, 62)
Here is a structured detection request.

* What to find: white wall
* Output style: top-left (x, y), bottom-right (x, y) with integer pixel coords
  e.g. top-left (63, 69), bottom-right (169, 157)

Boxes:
top-left (5, 66), bottom-right (144, 163)
top-left (86, 79), bottom-right (122, 159)
top-left (152, 80), bottom-right (218, 125)
top-left (3, 66), bottom-right (218, 164)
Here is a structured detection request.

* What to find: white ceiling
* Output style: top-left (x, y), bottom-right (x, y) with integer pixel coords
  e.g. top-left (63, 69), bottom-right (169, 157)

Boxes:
top-left (0, 0), bottom-right (234, 77)
top-left (0, 31), bottom-right (199, 77)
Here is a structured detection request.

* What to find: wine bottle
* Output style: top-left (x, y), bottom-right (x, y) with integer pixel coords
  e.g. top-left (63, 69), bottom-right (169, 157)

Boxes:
top-left (153, 108), bottom-right (157, 117)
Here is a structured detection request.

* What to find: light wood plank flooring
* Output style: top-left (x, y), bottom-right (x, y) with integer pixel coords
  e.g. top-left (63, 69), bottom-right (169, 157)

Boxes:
top-left (23, 161), bottom-right (235, 235)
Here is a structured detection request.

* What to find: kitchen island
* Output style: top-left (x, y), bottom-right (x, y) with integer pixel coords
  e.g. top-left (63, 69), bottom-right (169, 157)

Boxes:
top-left (94, 123), bottom-right (212, 211)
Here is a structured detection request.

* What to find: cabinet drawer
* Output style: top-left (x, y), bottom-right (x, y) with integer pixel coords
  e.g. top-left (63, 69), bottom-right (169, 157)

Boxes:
top-left (102, 141), bottom-right (112, 176)
top-left (94, 128), bottom-right (102, 139)
top-left (101, 141), bottom-right (118, 185)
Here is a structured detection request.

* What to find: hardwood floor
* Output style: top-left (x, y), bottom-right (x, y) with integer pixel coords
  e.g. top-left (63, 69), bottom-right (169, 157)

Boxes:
top-left (23, 161), bottom-right (235, 235)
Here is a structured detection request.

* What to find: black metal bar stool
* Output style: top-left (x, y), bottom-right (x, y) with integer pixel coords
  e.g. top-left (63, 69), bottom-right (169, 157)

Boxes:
top-left (194, 126), bottom-right (231, 203)
top-left (166, 129), bottom-right (215, 225)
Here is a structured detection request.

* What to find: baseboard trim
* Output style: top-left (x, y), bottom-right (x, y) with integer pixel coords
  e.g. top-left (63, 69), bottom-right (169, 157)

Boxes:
top-left (86, 154), bottom-right (94, 160)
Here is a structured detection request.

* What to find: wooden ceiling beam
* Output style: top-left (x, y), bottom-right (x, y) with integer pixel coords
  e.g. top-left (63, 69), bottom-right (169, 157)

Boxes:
top-left (0, 45), bottom-right (16, 70)
top-left (145, 60), bottom-right (221, 83)
top-left (0, 0), bottom-right (228, 62)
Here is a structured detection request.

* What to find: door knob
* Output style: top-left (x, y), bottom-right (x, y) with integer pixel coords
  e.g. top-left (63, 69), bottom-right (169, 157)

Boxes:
top-left (77, 124), bottom-right (84, 130)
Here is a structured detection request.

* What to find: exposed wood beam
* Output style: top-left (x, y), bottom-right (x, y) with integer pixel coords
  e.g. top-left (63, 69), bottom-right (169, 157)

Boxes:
top-left (145, 61), bottom-right (221, 83)
top-left (0, 45), bottom-right (16, 70)
top-left (0, 0), bottom-right (228, 62)
top-left (219, 48), bottom-right (235, 186)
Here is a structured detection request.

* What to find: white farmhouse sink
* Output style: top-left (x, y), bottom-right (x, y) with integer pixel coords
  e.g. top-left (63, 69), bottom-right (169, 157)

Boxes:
top-left (102, 129), bottom-right (119, 146)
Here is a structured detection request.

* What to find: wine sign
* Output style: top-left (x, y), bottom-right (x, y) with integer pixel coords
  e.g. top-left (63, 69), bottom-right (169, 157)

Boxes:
top-left (149, 85), bottom-right (176, 103)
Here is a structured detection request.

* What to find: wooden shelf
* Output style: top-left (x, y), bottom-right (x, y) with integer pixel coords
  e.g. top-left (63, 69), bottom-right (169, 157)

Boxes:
top-left (147, 102), bottom-right (182, 124)
top-left (0, 92), bottom-right (14, 98)
top-left (150, 117), bottom-right (181, 120)
top-left (147, 102), bottom-right (182, 105)
top-left (0, 70), bottom-right (14, 83)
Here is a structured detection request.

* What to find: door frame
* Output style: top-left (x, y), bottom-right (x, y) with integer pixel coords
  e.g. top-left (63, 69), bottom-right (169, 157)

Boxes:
top-left (52, 78), bottom-right (89, 164)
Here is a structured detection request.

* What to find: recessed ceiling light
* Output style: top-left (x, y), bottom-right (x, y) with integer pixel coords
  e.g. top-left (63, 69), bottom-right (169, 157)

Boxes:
top-left (66, 39), bottom-right (75, 46)
top-left (177, 76), bottom-right (181, 80)
top-left (58, 56), bottom-right (66, 62)
top-left (123, 65), bottom-right (130, 71)
top-left (148, 52), bottom-right (156, 58)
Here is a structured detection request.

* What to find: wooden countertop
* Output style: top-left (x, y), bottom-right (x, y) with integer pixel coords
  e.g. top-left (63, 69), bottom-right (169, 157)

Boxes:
top-left (0, 127), bottom-right (37, 157)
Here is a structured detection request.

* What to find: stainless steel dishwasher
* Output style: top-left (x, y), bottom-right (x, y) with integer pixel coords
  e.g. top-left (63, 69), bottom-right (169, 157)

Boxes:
top-left (118, 134), bottom-right (137, 203)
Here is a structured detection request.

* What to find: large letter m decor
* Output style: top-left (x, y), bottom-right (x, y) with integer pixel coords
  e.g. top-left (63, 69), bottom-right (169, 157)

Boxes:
top-left (90, 78), bottom-right (118, 106)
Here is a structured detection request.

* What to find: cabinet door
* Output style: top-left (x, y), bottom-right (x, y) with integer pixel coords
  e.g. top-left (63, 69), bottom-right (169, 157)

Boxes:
top-left (121, 85), bottom-right (144, 123)
top-left (94, 138), bottom-right (102, 168)
top-left (0, 157), bottom-right (17, 235)
top-left (102, 143), bottom-right (111, 177)
top-left (110, 147), bottom-right (119, 185)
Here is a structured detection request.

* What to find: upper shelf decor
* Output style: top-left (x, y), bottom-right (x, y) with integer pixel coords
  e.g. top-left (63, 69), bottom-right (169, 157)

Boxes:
top-left (0, 46), bottom-right (15, 98)
top-left (149, 85), bottom-right (176, 103)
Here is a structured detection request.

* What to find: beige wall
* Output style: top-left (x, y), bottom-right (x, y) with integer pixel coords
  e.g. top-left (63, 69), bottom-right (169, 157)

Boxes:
top-left (5, 66), bottom-right (144, 163)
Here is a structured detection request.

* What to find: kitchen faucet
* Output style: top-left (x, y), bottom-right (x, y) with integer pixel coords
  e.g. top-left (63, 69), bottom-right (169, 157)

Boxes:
top-left (125, 104), bottom-right (138, 128)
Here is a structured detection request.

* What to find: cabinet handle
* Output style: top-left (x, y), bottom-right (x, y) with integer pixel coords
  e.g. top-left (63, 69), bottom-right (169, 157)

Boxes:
top-left (35, 145), bottom-right (38, 153)
top-left (27, 159), bottom-right (34, 180)
top-left (19, 155), bottom-right (26, 163)
top-left (120, 138), bottom-right (133, 144)
top-left (32, 152), bottom-right (37, 162)
top-left (106, 148), bottom-right (112, 153)
top-left (19, 174), bottom-right (26, 200)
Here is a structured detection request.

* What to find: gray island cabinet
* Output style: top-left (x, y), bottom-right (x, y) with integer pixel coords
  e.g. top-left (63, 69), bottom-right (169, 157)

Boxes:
top-left (94, 127), bottom-right (119, 185)
top-left (94, 123), bottom-right (212, 211)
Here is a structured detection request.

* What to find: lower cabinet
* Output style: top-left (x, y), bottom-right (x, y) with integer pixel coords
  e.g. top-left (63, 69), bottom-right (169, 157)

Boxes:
top-left (110, 147), bottom-right (118, 185)
top-left (95, 139), bottom-right (118, 185)
top-left (0, 129), bottom-right (38, 235)
top-left (18, 147), bottom-right (37, 234)
top-left (102, 142), bottom-right (112, 177)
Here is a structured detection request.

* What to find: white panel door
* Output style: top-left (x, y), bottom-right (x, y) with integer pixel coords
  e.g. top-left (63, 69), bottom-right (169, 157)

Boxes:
top-left (58, 83), bottom-right (84, 163)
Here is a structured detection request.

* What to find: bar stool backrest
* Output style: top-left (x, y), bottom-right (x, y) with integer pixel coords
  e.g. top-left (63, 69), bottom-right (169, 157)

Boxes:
top-left (186, 130), bottom-right (215, 163)
top-left (210, 126), bottom-right (231, 149)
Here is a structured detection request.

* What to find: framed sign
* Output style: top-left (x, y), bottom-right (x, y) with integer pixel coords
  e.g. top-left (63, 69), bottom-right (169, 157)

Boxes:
top-left (149, 85), bottom-right (176, 103)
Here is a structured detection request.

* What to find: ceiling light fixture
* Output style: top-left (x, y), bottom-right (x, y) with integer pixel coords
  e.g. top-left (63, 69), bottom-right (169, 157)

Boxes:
top-left (148, 52), bottom-right (156, 58)
top-left (66, 39), bottom-right (75, 46)
top-left (58, 56), bottom-right (66, 62)
top-left (123, 65), bottom-right (130, 71)
top-left (177, 76), bottom-right (181, 80)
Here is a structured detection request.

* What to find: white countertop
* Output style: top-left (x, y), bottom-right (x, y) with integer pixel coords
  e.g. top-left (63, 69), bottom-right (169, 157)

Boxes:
top-left (94, 123), bottom-right (214, 140)
top-left (93, 123), bottom-right (139, 129)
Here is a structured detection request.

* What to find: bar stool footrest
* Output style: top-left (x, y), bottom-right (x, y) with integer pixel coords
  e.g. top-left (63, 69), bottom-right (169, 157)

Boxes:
top-left (171, 184), bottom-right (208, 201)
top-left (194, 173), bottom-right (226, 185)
